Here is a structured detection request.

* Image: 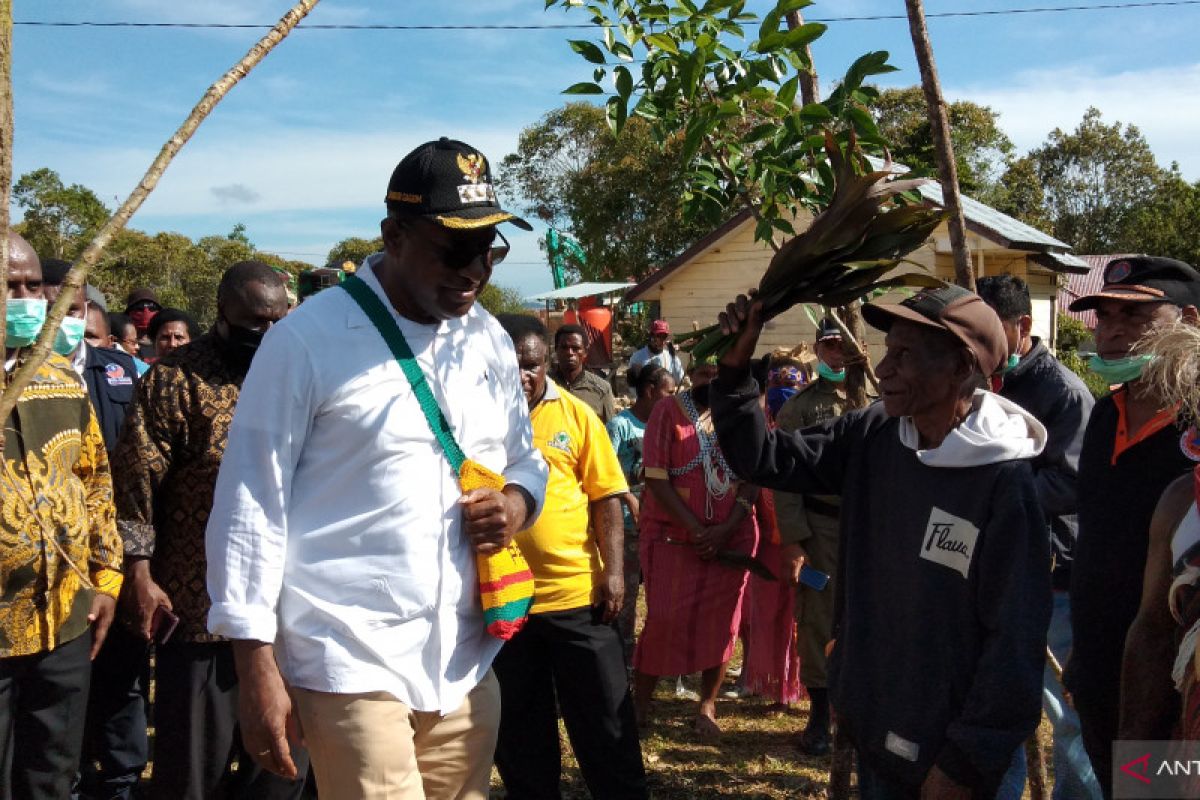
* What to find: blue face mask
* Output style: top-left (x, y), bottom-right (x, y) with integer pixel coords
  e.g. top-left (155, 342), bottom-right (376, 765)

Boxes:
top-left (767, 386), bottom-right (798, 417)
top-left (1001, 353), bottom-right (1021, 374)
top-left (1089, 354), bottom-right (1153, 385)
top-left (817, 360), bottom-right (846, 383)
top-left (52, 315), bottom-right (87, 356)
top-left (6, 298), bottom-right (47, 348)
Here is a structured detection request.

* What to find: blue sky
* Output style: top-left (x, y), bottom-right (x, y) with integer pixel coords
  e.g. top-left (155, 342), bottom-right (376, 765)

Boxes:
top-left (13, 0), bottom-right (1200, 298)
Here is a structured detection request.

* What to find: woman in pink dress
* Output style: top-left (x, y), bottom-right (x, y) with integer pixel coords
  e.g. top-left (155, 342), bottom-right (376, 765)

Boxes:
top-left (633, 359), bottom-right (759, 738)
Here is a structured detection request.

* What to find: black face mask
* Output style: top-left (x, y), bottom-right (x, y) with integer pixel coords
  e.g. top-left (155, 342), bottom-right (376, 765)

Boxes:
top-left (220, 322), bottom-right (265, 373)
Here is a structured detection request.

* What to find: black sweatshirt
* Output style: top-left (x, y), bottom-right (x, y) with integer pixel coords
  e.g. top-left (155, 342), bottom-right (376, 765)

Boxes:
top-left (1066, 391), bottom-right (1194, 744)
top-left (711, 370), bottom-right (1050, 792)
top-left (997, 339), bottom-right (1094, 590)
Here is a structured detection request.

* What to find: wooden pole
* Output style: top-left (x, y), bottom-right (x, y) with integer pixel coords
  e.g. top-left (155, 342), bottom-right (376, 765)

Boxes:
top-left (784, 10), bottom-right (819, 108)
top-left (785, 11), bottom-right (872, 411)
top-left (0, 0), bottom-right (322, 428)
top-left (0, 0), bottom-right (12, 402)
top-left (902, 0), bottom-right (975, 291)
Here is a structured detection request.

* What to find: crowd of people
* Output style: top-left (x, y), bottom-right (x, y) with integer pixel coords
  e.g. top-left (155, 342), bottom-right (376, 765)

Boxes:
top-left (2, 134), bottom-right (1199, 800)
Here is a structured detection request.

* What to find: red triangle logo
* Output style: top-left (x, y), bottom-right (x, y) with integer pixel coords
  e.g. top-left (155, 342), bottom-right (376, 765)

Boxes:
top-left (1121, 752), bottom-right (1153, 785)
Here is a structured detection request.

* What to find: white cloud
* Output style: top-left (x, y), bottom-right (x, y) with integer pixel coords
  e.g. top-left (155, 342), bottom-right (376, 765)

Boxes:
top-left (948, 62), bottom-right (1200, 180)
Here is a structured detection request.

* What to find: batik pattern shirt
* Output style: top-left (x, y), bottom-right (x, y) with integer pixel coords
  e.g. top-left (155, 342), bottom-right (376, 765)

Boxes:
top-left (1, 354), bottom-right (121, 657)
top-left (113, 333), bottom-right (243, 642)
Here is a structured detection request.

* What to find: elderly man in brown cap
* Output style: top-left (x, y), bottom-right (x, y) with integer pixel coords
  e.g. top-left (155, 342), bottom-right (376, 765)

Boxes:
top-left (710, 285), bottom-right (1051, 799)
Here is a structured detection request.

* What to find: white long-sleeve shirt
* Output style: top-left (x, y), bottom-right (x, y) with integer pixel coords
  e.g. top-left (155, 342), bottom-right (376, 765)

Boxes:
top-left (205, 262), bottom-right (547, 713)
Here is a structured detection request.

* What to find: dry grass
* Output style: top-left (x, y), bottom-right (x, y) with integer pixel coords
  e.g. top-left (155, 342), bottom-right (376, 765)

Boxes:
top-left (490, 672), bottom-right (1056, 798)
top-left (488, 612), bottom-right (1057, 799)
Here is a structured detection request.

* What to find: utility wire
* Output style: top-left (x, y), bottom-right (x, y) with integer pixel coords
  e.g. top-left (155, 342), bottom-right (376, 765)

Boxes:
top-left (14, 1), bottom-right (1200, 30)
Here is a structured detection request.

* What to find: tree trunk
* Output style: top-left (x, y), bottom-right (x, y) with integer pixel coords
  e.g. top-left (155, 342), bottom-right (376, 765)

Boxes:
top-left (785, 10), bottom-right (820, 107)
top-left (903, 0), bottom-right (975, 291)
top-left (0, 0), bottom-right (322, 427)
top-left (786, 10), bottom-right (874, 410)
top-left (1, 0), bottom-right (12, 406)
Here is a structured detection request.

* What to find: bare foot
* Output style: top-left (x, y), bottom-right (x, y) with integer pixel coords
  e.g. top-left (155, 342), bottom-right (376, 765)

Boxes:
top-left (693, 712), bottom-right (722, 741)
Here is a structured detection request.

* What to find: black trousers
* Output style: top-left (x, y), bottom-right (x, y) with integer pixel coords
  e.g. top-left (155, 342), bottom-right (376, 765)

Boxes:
top-left (1076, 695), bottom-right (1115, 800)
top-left (147, 640), bottom-right (309, 800)
top-left (493, 605), bottom-right (647, 800)
top-left (77, 624), bottom-right (151, 800)
top-left (0, 631), bottom-right (93, 800)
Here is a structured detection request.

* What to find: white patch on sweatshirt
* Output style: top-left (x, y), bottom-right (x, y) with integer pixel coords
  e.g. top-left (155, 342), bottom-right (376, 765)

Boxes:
top-left (920, 507), bottom-right (980, 578)
top-left (885, 731), bottom-right (920, 762)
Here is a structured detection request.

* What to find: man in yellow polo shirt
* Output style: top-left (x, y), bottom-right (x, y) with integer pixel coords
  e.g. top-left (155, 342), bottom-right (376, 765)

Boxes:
top-left (494, 314), bottom-right (647, 799)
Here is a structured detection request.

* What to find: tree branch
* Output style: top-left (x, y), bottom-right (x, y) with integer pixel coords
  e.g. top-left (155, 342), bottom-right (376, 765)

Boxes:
top-left (0, 0), bottom-right (12, 400)
top-left (904, 0), bottom-right (975, 291)
top-left (0, 0), bottom-right (321, 427)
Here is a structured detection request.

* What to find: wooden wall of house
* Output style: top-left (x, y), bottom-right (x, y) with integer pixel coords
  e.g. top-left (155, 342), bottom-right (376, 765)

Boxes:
top-left (649, 217), bottom-right (1066, 371)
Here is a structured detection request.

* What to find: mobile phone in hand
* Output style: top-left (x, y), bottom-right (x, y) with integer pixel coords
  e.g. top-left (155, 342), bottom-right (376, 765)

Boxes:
top-left (151, 606), bottom-right (180, 645)
top-left (799, 565), bottom-right (830, 591)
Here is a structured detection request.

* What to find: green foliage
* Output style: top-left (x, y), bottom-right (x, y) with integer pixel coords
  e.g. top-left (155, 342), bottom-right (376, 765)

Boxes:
top-left (546, 0), bottom-right (902, 243)
top-left (1025, 108), bottom-right (1164, 253)
top-left (498, 103), bottom-right (719, 282)
top-left (871, 86), bottom-right (1014, 197)
top-left (989, 156), bottom-right (1054, 234)
top-left (1056, 314), bottom-right (1107, 398)
top-left (13, 167), bottom-right (111, 260)
top-left (326, 236), bottom-right (383, 270)
top-left (478, 283), bottom-right (529, 317)
top-left (1115, 166), bottom-right (1200, 267)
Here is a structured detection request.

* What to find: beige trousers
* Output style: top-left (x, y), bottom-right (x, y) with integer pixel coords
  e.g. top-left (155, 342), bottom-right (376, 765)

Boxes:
top-left (292, 671), bottom-right (500, 800)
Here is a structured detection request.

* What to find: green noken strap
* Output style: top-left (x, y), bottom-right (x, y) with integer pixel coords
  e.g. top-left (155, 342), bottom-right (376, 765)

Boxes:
top-left (340, 275), bottom-right (467, 473)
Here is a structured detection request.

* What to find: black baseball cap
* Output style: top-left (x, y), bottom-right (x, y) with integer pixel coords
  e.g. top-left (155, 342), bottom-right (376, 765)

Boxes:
top-left (816, 317), bottom-right (843, 342)
top-left (863, 284), bottom-right (1008, 376)
top-left (1068, 255), bottom-right (1200, 311)
top-left (385, 137), bottom-right (532, 231)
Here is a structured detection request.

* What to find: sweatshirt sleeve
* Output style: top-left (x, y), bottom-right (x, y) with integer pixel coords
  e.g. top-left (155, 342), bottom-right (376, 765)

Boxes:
top-left (936, 463), bottom-right (1052, 788)
top-left (710, 366), bottom-right (853, 496)
top-left (1030, 383), bottom-right (1093, 520)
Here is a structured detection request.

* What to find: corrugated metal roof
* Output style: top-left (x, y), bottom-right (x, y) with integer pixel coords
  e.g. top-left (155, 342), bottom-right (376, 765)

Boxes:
top-left (915, 182), bottom-right (1075, 253)
top-left (525, 282), bottom-right (633, 302)
top-left (1057, 254), bottom-right (1133, 328)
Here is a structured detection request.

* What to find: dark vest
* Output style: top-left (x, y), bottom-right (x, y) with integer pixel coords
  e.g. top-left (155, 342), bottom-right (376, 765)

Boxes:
top-left (82, 345), bottom-right (137, 454)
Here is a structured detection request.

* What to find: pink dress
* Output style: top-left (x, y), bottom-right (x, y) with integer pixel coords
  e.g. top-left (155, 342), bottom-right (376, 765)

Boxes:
top-left (634, 394), bottom-right (758, 676)
top-left (739, 489), bottom-right (804, 704)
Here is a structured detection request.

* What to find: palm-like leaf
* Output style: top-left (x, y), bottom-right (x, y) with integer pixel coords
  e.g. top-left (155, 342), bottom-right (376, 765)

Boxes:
top-left (686, 134), bottom-right (946, 362)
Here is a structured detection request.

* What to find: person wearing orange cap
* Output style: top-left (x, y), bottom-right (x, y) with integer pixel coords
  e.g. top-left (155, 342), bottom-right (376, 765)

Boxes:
top-left (711, 285), bottom-right (1051, 799)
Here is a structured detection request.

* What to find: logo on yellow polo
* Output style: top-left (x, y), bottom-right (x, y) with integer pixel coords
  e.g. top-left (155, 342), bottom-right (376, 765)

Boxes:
top-left (547, 431), bottom-right (571, 453)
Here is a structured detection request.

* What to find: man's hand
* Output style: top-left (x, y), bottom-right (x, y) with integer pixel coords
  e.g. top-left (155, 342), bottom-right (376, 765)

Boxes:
top-left (596, 569), bottom-right (624, 623)
top-left (780, 543), bottom-right (809, 586)
top-left (233, 641), bottom-right (302, 780)
top-left (460, 486), bottom-right (528, 555)
top-left (88, 593), bottom-right (117, 659)
top-left (717, 292), bottom-right (766, 372)
top-left (920, 766), bottom-right (972, 800)
top-left (621, 492), bottom-right (640, 527)
top-left (693, 521), bottom-right (736, 560)
top-left (121, 558), bottom-right (172, 641)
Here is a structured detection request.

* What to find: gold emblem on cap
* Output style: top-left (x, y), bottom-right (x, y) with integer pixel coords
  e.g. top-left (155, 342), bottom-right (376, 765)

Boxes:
top-left (456, 152), bottom-right (486, 184)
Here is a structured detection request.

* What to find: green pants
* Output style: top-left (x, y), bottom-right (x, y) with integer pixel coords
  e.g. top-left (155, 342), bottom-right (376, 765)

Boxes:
top-left (793, 509), bottom-right (839, 690)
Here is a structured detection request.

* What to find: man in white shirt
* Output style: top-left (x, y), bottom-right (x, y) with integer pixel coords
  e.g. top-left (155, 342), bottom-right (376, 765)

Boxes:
top-left (205, 138), bottom-right (547, 800)
top-left (628, 318), bottom-right (685, 383)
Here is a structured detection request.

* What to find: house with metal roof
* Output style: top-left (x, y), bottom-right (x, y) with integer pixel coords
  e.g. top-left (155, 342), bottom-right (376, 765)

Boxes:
top-left (625, 180), bottom-right (1088, 362)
